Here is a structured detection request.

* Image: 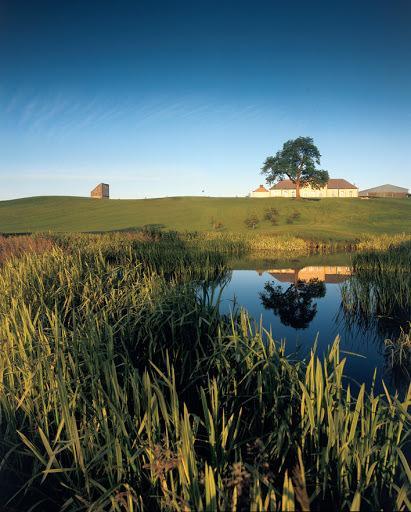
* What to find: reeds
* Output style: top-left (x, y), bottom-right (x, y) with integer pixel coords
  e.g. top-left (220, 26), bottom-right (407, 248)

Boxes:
top-left (385, 325), bottom-right (411, 377)
top-left (0, 234), bottom-right (55, 263)
top-left (341, 241), bottom-right (411, 390)
top-left (0, 235), bottom-right (410, 510)
top-left (356, 233), bottom-right (411, 252)
top-left (2, 231), bottom-right (410, 264)
top-left (184, 231), bottom-right (358, 255)
top-left (341, 241), bottom-right (411, 331)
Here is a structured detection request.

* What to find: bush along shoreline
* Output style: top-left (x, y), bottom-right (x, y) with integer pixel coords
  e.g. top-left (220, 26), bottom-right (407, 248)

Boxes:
top-left (1, 230), bottom-right (411, 262)
top-left (0, 238), bottom-right (410, 510)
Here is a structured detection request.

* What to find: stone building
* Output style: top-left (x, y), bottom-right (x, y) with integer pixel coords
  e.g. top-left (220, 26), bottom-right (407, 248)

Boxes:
top-left (90, 183), bottom-right (110, 199)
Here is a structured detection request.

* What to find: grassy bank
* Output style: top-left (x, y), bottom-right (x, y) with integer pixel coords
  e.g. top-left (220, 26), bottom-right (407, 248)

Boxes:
top-left (0, 196), bottom-right (410, 240)
top-left (0, 235), bottom-right (410, 511)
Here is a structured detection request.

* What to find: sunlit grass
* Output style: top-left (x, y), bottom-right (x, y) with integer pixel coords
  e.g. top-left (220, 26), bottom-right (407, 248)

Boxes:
top-left (0, 195), bottom-right (410, 240)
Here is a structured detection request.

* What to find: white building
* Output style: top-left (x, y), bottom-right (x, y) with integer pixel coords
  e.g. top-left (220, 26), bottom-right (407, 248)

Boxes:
top-left (250, 179), bottom-right (358, 198)
top-left (250, 184), bottom-right (270, 197)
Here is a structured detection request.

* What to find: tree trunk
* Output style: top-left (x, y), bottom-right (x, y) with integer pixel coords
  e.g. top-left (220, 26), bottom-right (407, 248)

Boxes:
top-left (295, 180), bottom-right (301, 199)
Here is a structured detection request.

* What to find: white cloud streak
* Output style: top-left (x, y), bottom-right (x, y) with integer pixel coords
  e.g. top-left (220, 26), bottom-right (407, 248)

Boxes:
top-left (0, 89), bottom-right (264, 142)
top-left (0, 172), bottom-right (162, 183)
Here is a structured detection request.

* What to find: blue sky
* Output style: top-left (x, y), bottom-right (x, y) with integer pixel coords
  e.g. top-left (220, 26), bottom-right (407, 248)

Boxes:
top-left (0, 0), bottom-right (410, 199)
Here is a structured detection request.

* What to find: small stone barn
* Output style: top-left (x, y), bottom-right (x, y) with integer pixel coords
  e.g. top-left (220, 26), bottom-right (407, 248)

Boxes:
top-left (359, 184), bottom-right (408, 198)
top-left (90, 183), bottom-right (110, 199)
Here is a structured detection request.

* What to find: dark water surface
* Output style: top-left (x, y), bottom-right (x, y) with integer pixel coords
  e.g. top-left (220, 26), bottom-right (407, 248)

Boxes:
top-left (216, 253), bottom-right (407, 393)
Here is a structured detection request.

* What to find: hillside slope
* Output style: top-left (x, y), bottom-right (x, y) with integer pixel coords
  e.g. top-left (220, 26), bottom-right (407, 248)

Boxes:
top-left (0, 196), bottom-right (410, 240)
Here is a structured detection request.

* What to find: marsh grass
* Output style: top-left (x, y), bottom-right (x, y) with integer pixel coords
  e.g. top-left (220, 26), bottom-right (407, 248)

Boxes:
top-left (385, 325), bottom-right (411, 379)
top-left (2, 229), bottom-right (410, 263)
top-left (0, 234), bottom-right (55, 263)
top-left (0, 235), bottom-right (410, 511)
top-left (57, 229), bottom-right (411, 257)
top-left (341, 241), bottom-right (411, 390)
top-left (356, 233), bottom-right (411, 252)
top-left (341, 241), bottom-right (411, 334)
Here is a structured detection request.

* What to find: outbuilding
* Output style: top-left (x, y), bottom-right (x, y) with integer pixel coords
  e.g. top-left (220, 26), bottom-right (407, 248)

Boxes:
top-left (359, 184), bottom-right (408, 198)
top-left (90, 183), bottom-right (110, 199)
top-left (250, 184), bottom-right (270, 198)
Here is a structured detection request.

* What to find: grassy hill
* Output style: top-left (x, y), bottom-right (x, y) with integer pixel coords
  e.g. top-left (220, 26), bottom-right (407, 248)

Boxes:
top-left (0, 195), bottom-right (410, 240)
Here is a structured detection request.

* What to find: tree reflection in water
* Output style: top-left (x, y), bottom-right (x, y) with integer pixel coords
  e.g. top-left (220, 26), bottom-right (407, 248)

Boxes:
top-left (260, 278), bottom-right (326, 329)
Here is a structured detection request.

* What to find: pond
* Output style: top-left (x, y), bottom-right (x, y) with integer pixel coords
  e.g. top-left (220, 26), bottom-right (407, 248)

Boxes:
top-left (215, 252), bottom-right (409, 394)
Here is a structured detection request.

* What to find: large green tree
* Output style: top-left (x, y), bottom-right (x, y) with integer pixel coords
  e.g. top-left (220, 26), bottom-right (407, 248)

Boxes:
top-left (261, 136), bottom-right (329, 199)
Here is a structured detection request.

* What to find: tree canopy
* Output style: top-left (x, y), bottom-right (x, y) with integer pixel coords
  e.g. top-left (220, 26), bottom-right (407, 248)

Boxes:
top-left (261, 136), bottom-right (329, 199)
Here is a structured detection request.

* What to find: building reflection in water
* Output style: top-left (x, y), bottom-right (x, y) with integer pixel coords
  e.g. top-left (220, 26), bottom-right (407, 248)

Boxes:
top-left (257, 266), bottom-right (351, 284)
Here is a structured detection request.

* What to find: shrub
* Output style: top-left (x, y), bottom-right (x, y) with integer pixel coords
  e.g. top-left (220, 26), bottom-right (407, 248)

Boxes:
top-left (263, 207), bottom-right (279, 225)
top-left (244, 214), bottom-right (259, 229)
top-left (263, 207), bottom-right (279, 220)
top-left (210, 217), bottom-right (224, 230)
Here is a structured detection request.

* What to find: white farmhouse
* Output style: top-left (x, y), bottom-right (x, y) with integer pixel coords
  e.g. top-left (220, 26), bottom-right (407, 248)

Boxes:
top-left (251, 179), bottom-right (358, 198)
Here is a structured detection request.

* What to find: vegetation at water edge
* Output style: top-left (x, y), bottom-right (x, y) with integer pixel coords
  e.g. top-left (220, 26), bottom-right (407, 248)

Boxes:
top-left (0, 234), bottom-right (409, 510)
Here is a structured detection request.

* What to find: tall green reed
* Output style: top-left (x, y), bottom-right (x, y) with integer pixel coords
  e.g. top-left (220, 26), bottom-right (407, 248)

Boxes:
top-left (341, 241), bottom-right (411, 335)
top-left (0, 236), bottom-right (409, 511)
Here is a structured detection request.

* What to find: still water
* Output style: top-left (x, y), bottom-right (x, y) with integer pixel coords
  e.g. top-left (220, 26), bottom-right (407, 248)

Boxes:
top-left (216, 253), bottom-right (407, 393)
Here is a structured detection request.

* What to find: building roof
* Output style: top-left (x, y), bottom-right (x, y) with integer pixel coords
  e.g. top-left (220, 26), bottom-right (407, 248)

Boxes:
top-left (359, 184), bottom-right (409, 194)
top-left (270, 178), bottom-right (357, 190)
top-left (270, 180), bottom-right (296, 190)
top-left (328, 179), bottom-right (358, 189)
top-left (253, 184), bottom-right (269, 192)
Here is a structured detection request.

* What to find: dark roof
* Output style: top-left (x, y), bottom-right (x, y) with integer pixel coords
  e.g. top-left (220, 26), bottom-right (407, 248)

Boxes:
top-left (270, 180), bottom-right (296, 190)
top-left (359, 184), bottom-right (408, 194)
top-left (328, 179), bottom-right (357, 189)
top-left (271, 178), bottom-right (357, 190)
top-left (268, 271), bottom-right (297, 283)
top-left (253, 184), bottom-right (268, 192)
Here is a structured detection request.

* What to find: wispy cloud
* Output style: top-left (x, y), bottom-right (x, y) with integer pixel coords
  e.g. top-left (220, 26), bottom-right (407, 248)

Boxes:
top-left (29, 96), bottom-right (69, 131)
top-left (20, 98), bottom-right (40, 125)
top-left (0, 171), bottom-right (161, 183)
top-left (0, 90), bottom-right (265, 141)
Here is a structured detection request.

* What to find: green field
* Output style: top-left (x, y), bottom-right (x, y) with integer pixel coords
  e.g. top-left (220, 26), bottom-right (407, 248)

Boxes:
top-left (0, 196), bottom-right (410, 240)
